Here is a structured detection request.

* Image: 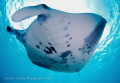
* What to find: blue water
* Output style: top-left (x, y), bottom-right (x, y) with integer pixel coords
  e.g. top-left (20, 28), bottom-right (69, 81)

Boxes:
top-left (0, 0), bottom-right (120, 83)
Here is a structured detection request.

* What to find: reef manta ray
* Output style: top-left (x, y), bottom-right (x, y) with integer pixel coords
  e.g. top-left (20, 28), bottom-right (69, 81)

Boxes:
top-left (7, 4), bottom-right (107, 73)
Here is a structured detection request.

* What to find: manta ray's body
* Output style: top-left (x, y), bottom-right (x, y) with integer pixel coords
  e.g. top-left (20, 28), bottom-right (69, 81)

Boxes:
top-left (7, 4), bottom-right (107, 73)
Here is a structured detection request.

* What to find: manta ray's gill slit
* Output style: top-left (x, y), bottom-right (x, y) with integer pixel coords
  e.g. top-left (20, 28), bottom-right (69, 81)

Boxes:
top-left (43, 16), bottom-right (70, 35)
top-left (63, 26), bottom-right (69, 31)
top-left (48, 25), bottom-right (71, 39)
top-left (38, 16), bottom-right (72, 53)
top-left (46, 16), bottom-right (71, 38)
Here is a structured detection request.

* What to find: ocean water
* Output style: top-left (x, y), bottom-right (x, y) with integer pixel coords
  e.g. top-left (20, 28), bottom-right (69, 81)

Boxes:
top-left (0, 0), bottom-right (120, 83)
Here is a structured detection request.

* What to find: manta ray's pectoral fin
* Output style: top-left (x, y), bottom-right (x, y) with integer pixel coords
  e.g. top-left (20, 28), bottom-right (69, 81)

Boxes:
top-left (12, 4), bottom-right (49, 22)
top-left (7, 26), bottom-right (26, 42)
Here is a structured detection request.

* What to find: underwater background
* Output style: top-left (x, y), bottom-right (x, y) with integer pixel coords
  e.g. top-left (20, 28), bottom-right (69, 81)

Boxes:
top-left (0, 0), bottom-right (120, 83)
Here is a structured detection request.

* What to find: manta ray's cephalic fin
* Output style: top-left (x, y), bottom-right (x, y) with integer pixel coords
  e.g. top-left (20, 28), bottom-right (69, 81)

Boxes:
top-left (12, 4), bottom-right (49, 22)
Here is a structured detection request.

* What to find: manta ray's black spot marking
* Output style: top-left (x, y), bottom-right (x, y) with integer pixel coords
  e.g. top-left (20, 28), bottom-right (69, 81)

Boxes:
top-left (48, 42), bottom-right (52, 45)
top-left (69, 37), bottom-right (72, 40)
top-left (36, 45), bottom-right (40, 49)
top-left (79, 48), bottom-right (82, 51)
top-left (46, 51), bottom-right (50, 54)
top-left (32, 61), bottom-right (51, 69)
top-left (64, 58), bottom-right (67, 60)
top-left (44, 49), bottom-right (50, 54)
top-left (87, 46), bottom-right (91, 49)
top-left (68, 22), bottom-right (70, 24)
top-left (67, 44), bottom-right (70, 47)
top-left (50, 46), bottom-right (57, 53)
top-left (44, 49), bottom-right (47, 53)
top-left (60, 50), bottom-right (72, 58)
top-left (87, 51), bottom-right (90, 55)
top-left (82, 59), bottom-right (85, 62)
top-left (46, 46), bottom-right (53, 54)
top-left (39, 42), bottom-right (42, 45)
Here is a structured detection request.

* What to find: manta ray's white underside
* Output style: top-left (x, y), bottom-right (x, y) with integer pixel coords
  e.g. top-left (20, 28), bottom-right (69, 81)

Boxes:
top-left (7, 4), bottom-right (107, 73)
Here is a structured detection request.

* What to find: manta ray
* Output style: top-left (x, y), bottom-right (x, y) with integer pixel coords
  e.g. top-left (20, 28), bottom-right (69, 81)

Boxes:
top-left (7, 4), bottom-right (107, 73)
